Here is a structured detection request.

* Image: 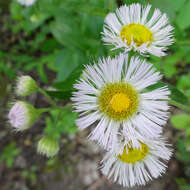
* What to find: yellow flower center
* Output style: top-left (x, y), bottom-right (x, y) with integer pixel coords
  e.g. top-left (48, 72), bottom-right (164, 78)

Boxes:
top-left (110, 93), bottom-right (130, 113)
top-left (98, 82), bottom-right (138, 121)
top-left (118, 143), bottom-right (149, 164)
top-left (120, 24), bottom-right (153, 47)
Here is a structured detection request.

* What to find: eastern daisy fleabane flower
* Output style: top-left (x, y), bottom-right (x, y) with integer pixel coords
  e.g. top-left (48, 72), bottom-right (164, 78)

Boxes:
top-left (8, 101), bottom-right (40, 131)
top-left (72, 54), bottom-right (170, 151)
top-left (102, 3), bottom-right (174, 56)
top-left (17, 0), bottom-right (36, 6)
top-left (101, 138), bottom-right (172, 187)
top-left (37, 136), bottom-right (59, 157)
top-left (15, 76), bottom-right (38, 97)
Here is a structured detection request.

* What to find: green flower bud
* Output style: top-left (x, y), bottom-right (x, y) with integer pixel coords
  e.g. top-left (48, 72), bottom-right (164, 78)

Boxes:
top-left (16, 76), bottom-right (38, 97)
top-left (37, 136), bottom-right (59, 157)
top-left (8, 101), bottom-right (41, 131)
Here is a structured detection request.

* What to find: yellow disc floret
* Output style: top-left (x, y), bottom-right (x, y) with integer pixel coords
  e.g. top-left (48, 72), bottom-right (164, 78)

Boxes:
top-left (110, 93), bottom-right (131, 113)
top-left (120, 24), bottom-right (153, 47)
top-left (98, 82), bottom-right (139, 121)
top-left (118, 143), bottom-right (149, 164)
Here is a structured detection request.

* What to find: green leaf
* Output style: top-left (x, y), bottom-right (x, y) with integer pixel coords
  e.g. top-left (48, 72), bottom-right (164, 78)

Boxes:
top-left (177, 74), bottom-right (190, 97)
top-left (167, 83), bottom-right (188, 104)
top-left (37, 63), bottom-right (48, 83)
top-left (147, 82), bottom-right (188, 104)
top-left (46, 90), bottom-right (72, 101)
top-left (162, 62), bottom-right (177, 78)
top-left (148, 0), bottom-right (176, 21)
top-left (171, 114), bottom-right (190, 130)
top-left (167, 0), bottom-right (186, 12)
top-left (50, 12), bottom-right (87, 50)
top-left (176, 139), bottom-right (190, 164)
top-left (54, 49), bottom-right (82, 82)
top-left (10, 1), bottom-right (23, 20)
top-left (52, 66), bottom-right (83, 90)
top-left (175, 1), bottom-right (190, 30)
top-left (57, 109), bottom-right (78, 134)
top-left (40, 38), bottom-right (59, 52)
top-left (45, 108), bottom-right (78, 137)
top-left (160, 49), bottom-right (190, 78)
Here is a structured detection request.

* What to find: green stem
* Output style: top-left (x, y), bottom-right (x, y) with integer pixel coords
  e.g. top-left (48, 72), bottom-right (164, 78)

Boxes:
top-left (54, 111), bottom-right (62, 126)
top-left (38, 88), bottom-right (57, 107)
top-left (52, 110), bottom-right (63, 136)
top-left (38, 108), bottom-right (52, 114)
top-left (38, 106), bottom-right (66, 114)
top-left (169, 100), bottom-right (190, 113)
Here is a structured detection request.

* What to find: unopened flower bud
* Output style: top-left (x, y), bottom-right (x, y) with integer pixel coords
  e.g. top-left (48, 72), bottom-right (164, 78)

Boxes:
top-left (16, 76), bottom-right (38, 97)
top-left (37, 136), bottom-right (59, 157)
top-left (8, 101), bottom-right (40, 131)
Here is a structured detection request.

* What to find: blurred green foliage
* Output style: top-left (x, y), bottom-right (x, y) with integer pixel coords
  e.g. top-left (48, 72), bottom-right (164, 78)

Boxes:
top-left (171, 114), bottom-right (190, 132)
top-left (21, 165), bottom-right (37, 184)
top-left (0, 142), bottom-right (20, 168)
top-left (44, 106), bottom-right (78, 139)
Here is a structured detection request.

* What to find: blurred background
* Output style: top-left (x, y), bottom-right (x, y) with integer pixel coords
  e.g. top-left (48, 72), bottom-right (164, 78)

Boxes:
top-left (0, 0), bottom-right (190, 189)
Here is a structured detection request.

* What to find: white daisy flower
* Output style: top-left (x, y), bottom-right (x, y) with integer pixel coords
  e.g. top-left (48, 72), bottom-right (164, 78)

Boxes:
top-left (16, 76), bottom-right (38, 97)
top-left (72, 54), bottom-right (170, 151)
top-left (101, 138), bottom-right (172, 187)
top-left (8, 101), bottom-right (40, 131)
top-left (17, 0), bottom-right (36, 6)
top-left (102, 3), bottom-right (174, 56)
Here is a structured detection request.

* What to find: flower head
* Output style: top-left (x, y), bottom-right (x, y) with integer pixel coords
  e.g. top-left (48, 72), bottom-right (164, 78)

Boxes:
top-left (72, 54), bottom-right (170, 151)
top-left (102, 3), bottom-right (174, 56)
top-left (8, 101), bottom-right (40, 131)
top-left (101, 138), bottom-right (172, 187)
top-left (15, 76), bottom-right (38, 97)
top-left (37, 136), bottom-right (59, 157)
top-left (17, 0), bottom-right (36, 6)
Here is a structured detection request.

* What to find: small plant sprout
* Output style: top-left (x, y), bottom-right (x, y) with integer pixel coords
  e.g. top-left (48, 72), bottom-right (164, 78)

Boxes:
top-left (8, 101), bottom-right (41, 131)
top-left (37, 136), bottom-right (59, 157)
top-left (15, 76), bottom-right (38, 97)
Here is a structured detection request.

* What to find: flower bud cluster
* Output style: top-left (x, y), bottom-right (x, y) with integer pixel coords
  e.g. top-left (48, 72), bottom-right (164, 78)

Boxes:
top-left (8, 75), bottom-right (59, 157)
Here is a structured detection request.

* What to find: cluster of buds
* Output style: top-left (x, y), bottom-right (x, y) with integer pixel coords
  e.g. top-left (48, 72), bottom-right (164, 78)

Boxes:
top-left (8, 75), bottom-right (59, 157)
